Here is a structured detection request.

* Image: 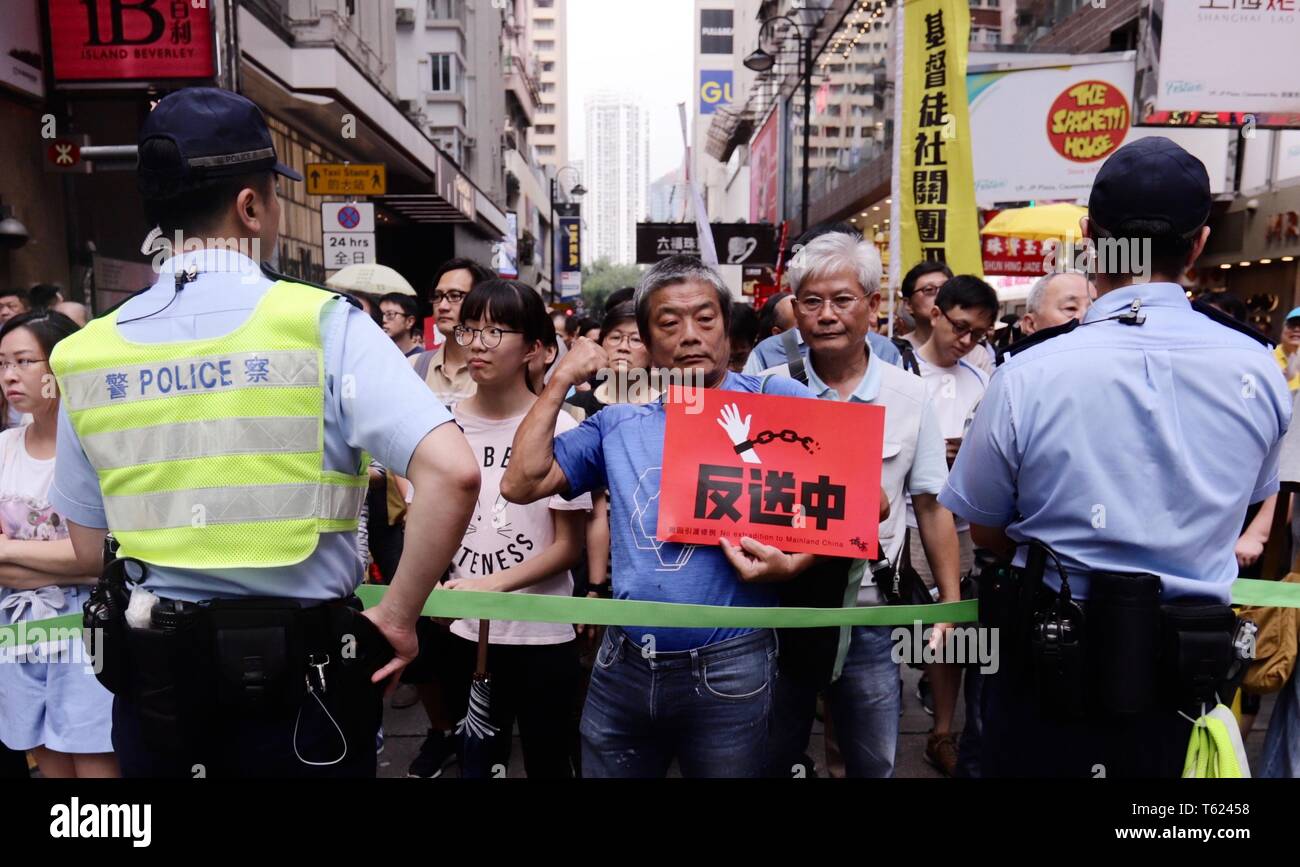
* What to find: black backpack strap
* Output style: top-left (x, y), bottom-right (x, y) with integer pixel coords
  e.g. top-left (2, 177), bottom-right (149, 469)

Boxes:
top-left (891, 337), bottom-right (921, 376)
top-left (781, 328), bottom-right (807, 385)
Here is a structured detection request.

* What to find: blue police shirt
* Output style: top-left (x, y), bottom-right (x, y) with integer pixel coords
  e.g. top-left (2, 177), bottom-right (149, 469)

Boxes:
top-left (940, 282), bottom-right (1291, 603)
top-left (743, 328), bottom-right (902, 375)
top-left (553, 370), bottom-right (812, 651)
top-left (50, 250), bottom-right (454, 604)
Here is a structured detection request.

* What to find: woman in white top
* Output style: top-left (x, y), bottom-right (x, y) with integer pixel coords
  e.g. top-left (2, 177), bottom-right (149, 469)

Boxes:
top-left (442, 279), bottom-right (590, 778)
top-left (0, 311), bottom-right (116, 778)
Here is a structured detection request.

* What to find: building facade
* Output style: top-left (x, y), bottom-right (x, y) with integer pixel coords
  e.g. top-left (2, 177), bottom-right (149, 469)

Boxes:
top-left (585, 92), bottom-right (646, 265)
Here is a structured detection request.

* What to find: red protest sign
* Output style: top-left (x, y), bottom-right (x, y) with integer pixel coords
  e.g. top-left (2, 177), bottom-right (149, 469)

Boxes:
top-left (657, 386), bottom-right (884, 559)
top-left (50, 0), bottom-right (216, 83)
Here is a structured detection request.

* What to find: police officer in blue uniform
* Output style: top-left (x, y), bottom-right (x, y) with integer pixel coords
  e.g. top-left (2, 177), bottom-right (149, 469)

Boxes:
top-left (941, 137), bottom-right (1291, 778)
top-left (48, 88), bottom-right (480, 778)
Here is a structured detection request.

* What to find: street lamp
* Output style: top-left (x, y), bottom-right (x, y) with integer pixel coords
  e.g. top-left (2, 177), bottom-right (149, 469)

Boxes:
top-left (745, 13), bottom-right (814, 235)
top-left (549, 165), bottom-right (585, 303)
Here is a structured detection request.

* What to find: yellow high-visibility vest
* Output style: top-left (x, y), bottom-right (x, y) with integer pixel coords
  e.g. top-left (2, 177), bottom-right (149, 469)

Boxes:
top-left (49, 280), bottom-right (367, 569)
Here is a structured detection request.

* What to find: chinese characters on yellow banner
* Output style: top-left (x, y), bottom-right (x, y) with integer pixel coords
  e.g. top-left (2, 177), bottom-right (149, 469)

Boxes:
top-left (896, 0), bottom-right (983, 278)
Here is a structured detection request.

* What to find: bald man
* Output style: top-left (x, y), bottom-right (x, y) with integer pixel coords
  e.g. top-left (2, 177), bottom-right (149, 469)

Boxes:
top-left (1019, 271), bottom-right (1092, 336)
top-left (54, 301), bottom-right (89, 327)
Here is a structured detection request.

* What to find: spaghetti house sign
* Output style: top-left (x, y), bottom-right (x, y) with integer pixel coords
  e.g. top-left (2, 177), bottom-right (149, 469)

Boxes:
top-left (50, 0), bottom-right (216, 83)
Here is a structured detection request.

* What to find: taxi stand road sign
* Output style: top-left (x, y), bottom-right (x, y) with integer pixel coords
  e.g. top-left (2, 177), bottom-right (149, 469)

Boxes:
top-left (307, 163), bottom-right (387, 196)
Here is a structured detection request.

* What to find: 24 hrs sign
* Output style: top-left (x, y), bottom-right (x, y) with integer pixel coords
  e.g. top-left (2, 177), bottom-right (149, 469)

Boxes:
top-left (50, 0), bottom-right (216, 83)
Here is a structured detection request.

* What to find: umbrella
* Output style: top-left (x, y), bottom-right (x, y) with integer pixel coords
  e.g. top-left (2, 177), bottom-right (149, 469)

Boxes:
top-left (455, 620), bottom-right (501, 778)
top-left (325, 263), bottom-right (417, 296)
top-left (980, 203), bottom-right (1088, 241)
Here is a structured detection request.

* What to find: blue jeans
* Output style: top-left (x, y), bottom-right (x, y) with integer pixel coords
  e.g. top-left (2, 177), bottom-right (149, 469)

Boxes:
top-left (1260, 669), bottom-right (1300, 778)
top-left (768, 625), bottom-right (901, 778)
top-left (580, 627), bottom-right (776, 778)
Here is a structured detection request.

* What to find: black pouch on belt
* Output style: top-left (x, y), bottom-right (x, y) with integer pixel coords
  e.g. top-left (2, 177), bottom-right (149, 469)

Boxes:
top-left (1085, 571), bottom-right (1161, 715)
top-left (1159, 599), bottom-right (1238, 711)
top-left (204, 597), bottom-right (308, 719)
top-left (81, 557), bottom-right (145, 697)
top-left (319, 602), bottom-right (397, 735)
top-left (973, 548), bottom-right (1017, 632)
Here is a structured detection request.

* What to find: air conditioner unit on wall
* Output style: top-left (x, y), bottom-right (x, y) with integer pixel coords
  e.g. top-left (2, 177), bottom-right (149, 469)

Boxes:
top-left (396, 7), bottom-right (415, 27)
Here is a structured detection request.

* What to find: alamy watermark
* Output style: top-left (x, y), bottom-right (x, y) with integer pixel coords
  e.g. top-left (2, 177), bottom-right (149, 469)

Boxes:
top-left (141, 228), bottom-right (264, 285)
top-left (1041, 236), bottom-right (1153, 282)
top-left (891, 620), bottom-right (1000, 674)
top-left (0, 623), bottom-right (104, 674)
top-left (593, 366), bottom-right (707, 414)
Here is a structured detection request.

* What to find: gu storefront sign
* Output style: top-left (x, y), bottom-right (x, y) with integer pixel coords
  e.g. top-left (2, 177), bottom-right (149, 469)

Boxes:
top-left (50, 0), bottom-right (216, 83)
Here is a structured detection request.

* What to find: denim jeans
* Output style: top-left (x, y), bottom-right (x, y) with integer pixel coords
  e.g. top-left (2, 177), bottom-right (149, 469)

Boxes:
top-left (767, 625), bottom-right (901, 778)
top-left (1259, 669), bottom-right (1300, 778)
top-left (580, 626), bottom-right (776, 778)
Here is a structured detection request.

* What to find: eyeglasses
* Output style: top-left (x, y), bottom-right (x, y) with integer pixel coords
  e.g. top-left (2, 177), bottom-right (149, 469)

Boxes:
top-left (381, 311), bottom-right (412, 321)
top-left (795, 294), bottom-right (865, 315)
top-left (431, 290), bottom-right (468, 305)
top-left (603, 332), bottom-right (644, 349)
top-left (0, 358), bottom-right (46, 372)
top-left (454, 325), bottom-right (525, 348)
top-left (939, 307), bottom-right (990, 343)
top-left (913, 285), bottom-right (943, 298)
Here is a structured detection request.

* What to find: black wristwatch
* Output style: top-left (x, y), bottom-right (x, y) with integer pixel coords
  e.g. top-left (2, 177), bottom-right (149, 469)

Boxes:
top-left (587, 582), bottom-right (611, 598)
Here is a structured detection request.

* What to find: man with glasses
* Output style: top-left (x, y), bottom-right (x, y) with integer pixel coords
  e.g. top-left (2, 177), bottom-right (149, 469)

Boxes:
top-left (743, 224), bottom-right (902, 375)
top-left (404, 256), bottom-right (495, 778)
top-left (759, 231), bottom-right (960, 778)
top-left (906, 275), bottom-right (998, 775)
top-left (411, 258), bottom-right (495, 406)
top-left (380, 293), bottom-right (422, 358)
top-left (900, 262), bottom-right (995, 376)
top-left (1276, 307), bottom-right (1300, 392)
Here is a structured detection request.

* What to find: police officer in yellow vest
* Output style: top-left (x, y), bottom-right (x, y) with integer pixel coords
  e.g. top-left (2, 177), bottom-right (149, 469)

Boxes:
top-left (48, 88), bottom-right (480, 778)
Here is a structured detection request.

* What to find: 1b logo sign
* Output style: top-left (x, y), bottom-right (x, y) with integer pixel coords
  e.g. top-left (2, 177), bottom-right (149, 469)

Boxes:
top-left (50, 0), bottom-right (216, 82)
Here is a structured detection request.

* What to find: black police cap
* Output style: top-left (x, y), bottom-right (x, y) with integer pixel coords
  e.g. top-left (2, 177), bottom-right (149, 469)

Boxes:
top-left (1088, 136), bottom-right (1211, 238)
top-left (137, 87), bottom-right (302, 198)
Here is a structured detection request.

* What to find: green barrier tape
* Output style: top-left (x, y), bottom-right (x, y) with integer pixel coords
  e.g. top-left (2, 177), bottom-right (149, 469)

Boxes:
top-left (4, 577), bottom-right (1299, 648)
top-left (1227, 577), bottom-right (1300, 609)
top-left (354, 585), bottom-right (978, 628)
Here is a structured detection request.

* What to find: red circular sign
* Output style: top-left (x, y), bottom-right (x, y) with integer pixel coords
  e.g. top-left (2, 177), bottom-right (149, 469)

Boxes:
top-left (337, 206), bottom-right (362, 229)
top-left (47, 139), bottom-right (80, 168)
top-left (1045, 80), bottom-right (1130, 163)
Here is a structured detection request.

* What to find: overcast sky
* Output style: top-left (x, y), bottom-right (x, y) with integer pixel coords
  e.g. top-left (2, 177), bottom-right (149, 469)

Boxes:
top-left (566, 0), bottom-right (694, 182)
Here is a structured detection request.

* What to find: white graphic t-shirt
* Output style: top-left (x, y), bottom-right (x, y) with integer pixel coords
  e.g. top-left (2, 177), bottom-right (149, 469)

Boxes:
top-left (906, 355), bottom-right (988, 533)
top-left (449, 406), bottom-right (592, 645)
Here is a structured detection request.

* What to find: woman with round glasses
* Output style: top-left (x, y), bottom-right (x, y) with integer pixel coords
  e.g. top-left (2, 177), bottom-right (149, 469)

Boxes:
top-left (438, 279), bottom-right (590, 777)
top-left (0, 311), bottom-right (117, 778)
top-left (563, 301), bottom-right (653, 423)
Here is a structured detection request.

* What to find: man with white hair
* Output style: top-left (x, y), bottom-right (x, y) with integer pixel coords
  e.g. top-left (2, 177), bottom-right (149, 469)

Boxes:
top-left (760, 231), bottom-right (961, 778)
top-left (1018, 271), bottom-right (1092, 337)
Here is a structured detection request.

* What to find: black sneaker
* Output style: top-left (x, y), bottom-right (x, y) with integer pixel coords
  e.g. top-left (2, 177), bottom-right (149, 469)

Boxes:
top-left (408, 729), bottom-right (457, 779)
top-left (917, 677), bottom-right (934, 716)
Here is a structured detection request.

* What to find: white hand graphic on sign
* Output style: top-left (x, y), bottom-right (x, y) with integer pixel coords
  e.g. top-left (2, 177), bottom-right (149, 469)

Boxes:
top-left (717, 403), bottom-right (761, 464)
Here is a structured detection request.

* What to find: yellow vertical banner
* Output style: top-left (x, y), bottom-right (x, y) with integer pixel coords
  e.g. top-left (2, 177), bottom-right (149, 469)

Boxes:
top-left (896, 0), bottom-right (983, 279)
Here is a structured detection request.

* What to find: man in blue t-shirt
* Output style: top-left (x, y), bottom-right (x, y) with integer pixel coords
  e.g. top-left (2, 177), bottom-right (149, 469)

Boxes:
top-left (503, 255), bottom-right (812, 777)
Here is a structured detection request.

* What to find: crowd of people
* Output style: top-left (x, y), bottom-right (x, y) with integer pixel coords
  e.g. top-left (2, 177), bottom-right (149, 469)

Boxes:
top-left (2, 125), bottom-right (1298, 781)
